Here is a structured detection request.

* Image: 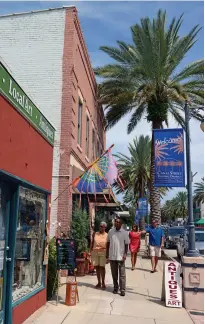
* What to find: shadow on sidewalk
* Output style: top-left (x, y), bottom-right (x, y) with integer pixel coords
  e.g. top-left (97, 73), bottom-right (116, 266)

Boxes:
top-left (76, 281), bottom-right (162, 301)
top-left (126, 266), bottom-right (151, 272)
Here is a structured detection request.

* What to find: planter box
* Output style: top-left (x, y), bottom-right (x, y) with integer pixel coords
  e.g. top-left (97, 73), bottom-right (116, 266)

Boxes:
top-left (76, 258), bottom-right (85, 276)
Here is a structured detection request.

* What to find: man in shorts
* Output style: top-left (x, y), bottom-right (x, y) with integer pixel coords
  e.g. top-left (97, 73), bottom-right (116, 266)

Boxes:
top-left (143, 220), bottom-right (164, 273)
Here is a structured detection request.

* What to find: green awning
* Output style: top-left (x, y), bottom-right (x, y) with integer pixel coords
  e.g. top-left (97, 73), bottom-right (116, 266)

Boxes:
top-left (195, 218), bottom-right (204, 225)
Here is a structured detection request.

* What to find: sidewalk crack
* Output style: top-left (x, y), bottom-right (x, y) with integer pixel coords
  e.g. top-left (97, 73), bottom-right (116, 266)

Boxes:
top-left (61, 310), bottom-right (71, 323)
top-left (110, 298), bottom-right (115, 315)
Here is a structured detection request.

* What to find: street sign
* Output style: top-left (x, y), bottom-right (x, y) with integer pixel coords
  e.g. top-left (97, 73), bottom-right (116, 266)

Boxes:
top-left (164, 261), bottom-right (182, 308)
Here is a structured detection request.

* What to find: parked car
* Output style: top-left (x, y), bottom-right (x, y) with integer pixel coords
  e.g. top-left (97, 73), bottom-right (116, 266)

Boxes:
top-left (165, 226), bottom-right (185, 249)
top-left (177, 230), bottom-right (204, 259)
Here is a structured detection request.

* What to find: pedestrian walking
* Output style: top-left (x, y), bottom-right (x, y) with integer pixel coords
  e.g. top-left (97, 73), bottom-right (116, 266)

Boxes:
top-left (106, 218), bottom-right (129, 296)
top-left (91, 221), bottom-right (108, 290)
top-left (142, 220), bottom-right (164, 273)
top-left (129, 224), bottom-right (141, 270)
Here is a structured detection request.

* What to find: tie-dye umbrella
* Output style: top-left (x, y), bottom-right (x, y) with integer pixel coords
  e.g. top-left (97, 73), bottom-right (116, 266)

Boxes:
top-left (72, 145), bottom-right (120, 195)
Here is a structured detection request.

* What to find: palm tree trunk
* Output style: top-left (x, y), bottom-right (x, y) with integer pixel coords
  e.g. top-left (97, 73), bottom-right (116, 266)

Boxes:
top-left (150, 121), bottom-right (161, 223)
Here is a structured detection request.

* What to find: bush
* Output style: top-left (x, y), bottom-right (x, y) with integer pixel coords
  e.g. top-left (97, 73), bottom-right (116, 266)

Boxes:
top-left (72, 205), bottom-right (89, 256)
top-left (47, 238), bottom-right (57, 300)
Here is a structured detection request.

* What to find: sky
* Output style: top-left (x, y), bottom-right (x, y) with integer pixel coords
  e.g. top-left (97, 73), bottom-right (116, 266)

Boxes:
top-left (0, 1), bottom-right (204, 203)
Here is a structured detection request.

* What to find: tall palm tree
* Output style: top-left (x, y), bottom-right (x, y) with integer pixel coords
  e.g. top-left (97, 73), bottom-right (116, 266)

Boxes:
top-left (95, 10), bottom-right (204, 222)
top-left (194, 178), bottom-right (204, 203)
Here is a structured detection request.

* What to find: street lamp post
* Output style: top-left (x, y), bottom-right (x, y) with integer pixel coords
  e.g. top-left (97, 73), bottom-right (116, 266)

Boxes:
top-left (184, 101), bottom-right (199, 257)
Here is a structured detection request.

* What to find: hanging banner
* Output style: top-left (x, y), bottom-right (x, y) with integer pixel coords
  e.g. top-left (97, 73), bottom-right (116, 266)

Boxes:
top-left (138, 198), bottom-right (148, 217)
top-left (153, 129), bottom-right (185, 187)
top-left (135, 209), bottom-right (139, 224)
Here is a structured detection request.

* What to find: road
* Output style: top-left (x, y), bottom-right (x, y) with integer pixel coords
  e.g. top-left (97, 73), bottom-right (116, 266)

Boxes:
top-left (164, 248), bottom-right (177, 259)
top-left (164, 248), bottom-right (179, 262)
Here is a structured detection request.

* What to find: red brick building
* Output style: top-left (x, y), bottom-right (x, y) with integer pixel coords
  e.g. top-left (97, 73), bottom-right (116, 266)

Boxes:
top-left (0, 6), bottom-right (106, 236)
top-left (0, 61), bottom-right (54, 324)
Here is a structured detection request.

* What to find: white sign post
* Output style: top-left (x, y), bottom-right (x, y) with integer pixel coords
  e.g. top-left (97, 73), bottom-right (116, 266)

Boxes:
top-left (164, 261), bottom-right (182, 308)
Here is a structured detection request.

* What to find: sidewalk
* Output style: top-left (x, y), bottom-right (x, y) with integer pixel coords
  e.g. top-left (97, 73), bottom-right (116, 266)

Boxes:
top-left (23, 254), bottom-right (195, 324)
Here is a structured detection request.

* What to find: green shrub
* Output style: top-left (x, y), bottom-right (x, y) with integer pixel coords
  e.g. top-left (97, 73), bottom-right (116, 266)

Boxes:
top-left (47, 238), bottom-right (57, 300)
top-left (72, 205), bottom-right (89, 256)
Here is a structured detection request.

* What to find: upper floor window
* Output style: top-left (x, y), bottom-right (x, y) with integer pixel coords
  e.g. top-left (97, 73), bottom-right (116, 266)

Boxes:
top-left (86, 115), bottom-right (90, 158)
top-left (96, 141), bottom-right (100, 158)
top-left (92, 129), bottom-right (95, 161)
top-left (77, 98), bottom-right (83, 146)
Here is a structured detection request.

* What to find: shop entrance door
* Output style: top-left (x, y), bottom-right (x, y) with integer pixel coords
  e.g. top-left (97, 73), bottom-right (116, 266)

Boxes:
top-left (0, 181), bottom-right (18, 324)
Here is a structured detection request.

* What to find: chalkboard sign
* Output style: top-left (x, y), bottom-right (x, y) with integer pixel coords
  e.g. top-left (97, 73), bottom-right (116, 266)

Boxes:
top-left (56, 239), bottom-right (76, 270)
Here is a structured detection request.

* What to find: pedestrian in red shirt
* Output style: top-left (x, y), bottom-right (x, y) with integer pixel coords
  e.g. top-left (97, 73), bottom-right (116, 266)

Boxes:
top-left (129, 224), bottom-right (141, 270)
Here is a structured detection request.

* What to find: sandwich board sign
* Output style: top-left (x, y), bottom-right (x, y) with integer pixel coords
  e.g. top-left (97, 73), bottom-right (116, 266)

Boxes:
top-left (164, 261), bottom-right (182, 308)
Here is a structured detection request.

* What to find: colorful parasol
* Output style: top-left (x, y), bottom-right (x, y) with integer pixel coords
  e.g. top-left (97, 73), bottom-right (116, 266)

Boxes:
top-left (51, 144), bottom-right (123, 206)
top-left (72, 144), bottom-right (119, 194)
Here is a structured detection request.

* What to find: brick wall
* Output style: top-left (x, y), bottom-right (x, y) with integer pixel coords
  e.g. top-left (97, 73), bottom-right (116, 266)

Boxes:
top-left (57, 9), bottom-right (75, 233)
top-left (70, 10), bottom-right (105, 165)
top-left (57, 8), bottom-right (106, 234)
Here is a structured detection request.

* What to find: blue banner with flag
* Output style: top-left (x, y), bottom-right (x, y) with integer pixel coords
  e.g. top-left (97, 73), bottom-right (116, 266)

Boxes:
top-left (153, 128), bottom-right (185, 187)
top-left (135, 209), bottom-right (139, 225)
top-left (138, 198), bottom-right (148, 217)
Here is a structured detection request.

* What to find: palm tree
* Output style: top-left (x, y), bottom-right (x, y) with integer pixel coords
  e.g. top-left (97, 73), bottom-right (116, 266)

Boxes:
top-left (114, 135), bottom-right (169, 227)
top-left (161, 200), bottom-right (174, 222)
top-left (162, 191), bottom-right (187, 222)
top-left (95, 10), bottom-right (204, 222)
top-left (174, 191), bottom-right (187, 219)
top-left (114, 135), bottom-right (150, 229)
top-left (115, 135), bottom-right (151, 197)
top-left (194, 178), bottom-right (204, 203)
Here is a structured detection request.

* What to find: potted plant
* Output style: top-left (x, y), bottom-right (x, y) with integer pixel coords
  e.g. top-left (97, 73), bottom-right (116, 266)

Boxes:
top-left (72, 205), bottom-right (89, 276)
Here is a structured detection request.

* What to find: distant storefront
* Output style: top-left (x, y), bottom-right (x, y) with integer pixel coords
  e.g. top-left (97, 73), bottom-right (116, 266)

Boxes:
top-left (0, 62), bottom-right (55, 324)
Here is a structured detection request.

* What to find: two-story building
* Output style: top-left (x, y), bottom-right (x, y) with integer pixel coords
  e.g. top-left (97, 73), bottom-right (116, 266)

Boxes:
top-left (0, 6), bottom-right (106, 237)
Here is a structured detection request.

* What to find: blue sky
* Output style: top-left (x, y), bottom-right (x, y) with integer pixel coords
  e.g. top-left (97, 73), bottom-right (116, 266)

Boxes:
top-left (0, 1), bottom-right (204, 203)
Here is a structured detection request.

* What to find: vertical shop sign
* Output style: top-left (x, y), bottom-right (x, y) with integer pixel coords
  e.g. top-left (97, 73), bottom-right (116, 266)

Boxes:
top-left (164, 261), bottom-right (182, 308)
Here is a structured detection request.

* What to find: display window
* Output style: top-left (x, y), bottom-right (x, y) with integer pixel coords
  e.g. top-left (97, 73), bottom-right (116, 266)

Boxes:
top-left (12, 187), bottom-right (46, 302)
top-left (0, 186), bottom-right (6, 311)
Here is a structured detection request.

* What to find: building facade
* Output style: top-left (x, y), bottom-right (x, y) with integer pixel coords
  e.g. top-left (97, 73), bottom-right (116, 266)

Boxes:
top-left (0, 6), bottom-right (106, 237)
top-left (193, 201), bottom-right (204, 221)
top-left (0, 61), bottom-right (54, 324)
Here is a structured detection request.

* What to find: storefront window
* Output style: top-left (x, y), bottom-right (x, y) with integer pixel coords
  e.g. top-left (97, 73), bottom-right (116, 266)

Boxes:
top-left (12, 187), bottom-right (46, 302)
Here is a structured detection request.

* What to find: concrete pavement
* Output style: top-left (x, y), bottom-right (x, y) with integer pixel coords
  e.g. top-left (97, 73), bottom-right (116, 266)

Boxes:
top-left (23, 254), bottom-right (194, 324)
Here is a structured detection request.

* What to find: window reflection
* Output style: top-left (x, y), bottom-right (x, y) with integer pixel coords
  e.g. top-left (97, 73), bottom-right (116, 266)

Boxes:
top-left (0, 185), bottom-right (6, 311)
top-left (12, 187), bottom-right (46, 302)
